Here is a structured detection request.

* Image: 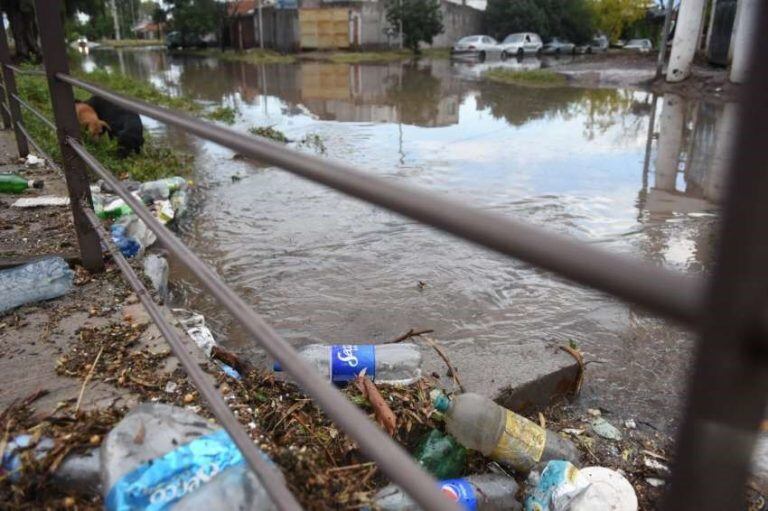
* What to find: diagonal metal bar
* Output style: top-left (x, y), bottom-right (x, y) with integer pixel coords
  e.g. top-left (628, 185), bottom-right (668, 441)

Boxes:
top-left (82, 208), bottom-right (303, 511)
top-left (12, 92), bottom-right (57, 131)
top-left (59, 73), bottom-right (703, 325)
top-left (5, 64), bottom-right (45, 76)
top-left (68, 138), bottom-right (463, 511)
top-left (663, 2), bottom-right (768, 510)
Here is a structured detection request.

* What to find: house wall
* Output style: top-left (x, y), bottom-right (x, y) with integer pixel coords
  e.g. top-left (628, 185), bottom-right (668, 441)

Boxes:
top-left (261, 8), bottom-right (301, 52)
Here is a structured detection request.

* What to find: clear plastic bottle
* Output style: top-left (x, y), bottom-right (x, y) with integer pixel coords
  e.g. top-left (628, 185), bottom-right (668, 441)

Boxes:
top-left (0, 173), bottom-right (43, 193)
top-left (101, 403), bottom-right (278, 511)
top-left (0, 256), bottom-right (74, 314)
top-left (433, 392), bottom-right (579, 473)
top-left (273, 343), bottom-right (422, 385)
top-left (373, 474), bottom-right (521, 511)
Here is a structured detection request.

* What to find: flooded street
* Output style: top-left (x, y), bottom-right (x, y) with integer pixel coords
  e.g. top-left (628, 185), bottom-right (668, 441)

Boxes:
top-left (82, 49), bottom-right (727, 431)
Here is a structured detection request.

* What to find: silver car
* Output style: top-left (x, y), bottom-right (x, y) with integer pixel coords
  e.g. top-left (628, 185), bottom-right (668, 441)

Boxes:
top-left (542, 37), bottom-right (575, 55)
top-left (451, 35), bottom-right (500, 61)
top-left (624, 39), bottom-right (653, 53)
top-left (498, 32), bottom-right (543, 58)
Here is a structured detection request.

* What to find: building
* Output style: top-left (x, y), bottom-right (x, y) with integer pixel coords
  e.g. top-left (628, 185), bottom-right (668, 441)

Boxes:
top-left (132, 20), bottom-right (166, 40)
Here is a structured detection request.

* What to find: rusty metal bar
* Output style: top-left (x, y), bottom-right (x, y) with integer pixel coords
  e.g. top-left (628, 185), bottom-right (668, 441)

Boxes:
top-left (5, 64), bottom-right (45, 76)
top-left (59, 73), bottom-right (703, 326)
top-left (0, 20), bottom-right (29, 157)
top-left (15, 121), bottom-right (60, 172)
top-left (34, 0), bottom-right (104, 273)
top-left (68, 137), bottom-right (463, 511)
top-left (12, 92), bottom-right (57, 131)
top-left (664, 3), bottom-right (768, 510)
top-left (0, 80), bottom-right (10, 129)
top-left (82, 208), bottom-right (303, 511)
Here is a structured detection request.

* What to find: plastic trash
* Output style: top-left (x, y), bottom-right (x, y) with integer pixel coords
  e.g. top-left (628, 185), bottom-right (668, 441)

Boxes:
top-left (524, 461), bottom-right (637, 511)
top-left (97, 198), bottom-right (133, 220)
top-left (101, 403), bottom-right (277, 511)
top-left (143, 253), bottom-right (169, 300)
top-left (155, 199), bottom-right (175, 224)
top-left (138, 181), bottom-right (171, 203)
top-left (0, 257), bottom-right (74, 314)
top-left (0, 173), bottom-right (43, 193)
top-left (24, 154), bottom-right (43, 167)
top-left (414, 429), bottom-right (467, 479)
top-left (590, 417), bottom-right (622, 441)
top-left (12, 196), bottom-right (70, 208)
top-left (110, 224), bottom-right (141, 258)
top-left (432, 391), bottom-right (579, 473)
top-left (0, 435), bottom-right (100, 495)
top-left (273, 343), bottom-right (422, 385)
top-left (99, 179), bottom-right (141, 194)
top-left (170, 189), bottom-right (189, 218)
top-left (174, 309), bottom-right (241, 378)
top-left (123, 215), bottom-right (157, 251)
top-left (374, 474), bottom-right (522, 511)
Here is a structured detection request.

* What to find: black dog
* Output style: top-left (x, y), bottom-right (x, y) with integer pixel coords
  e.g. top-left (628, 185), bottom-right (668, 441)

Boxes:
top-left (85, 96), bottom-right (144, 158)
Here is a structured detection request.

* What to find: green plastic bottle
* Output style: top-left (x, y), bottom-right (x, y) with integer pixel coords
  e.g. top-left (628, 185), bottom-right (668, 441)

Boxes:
top-left (0, 173), bottom-right (43, 193)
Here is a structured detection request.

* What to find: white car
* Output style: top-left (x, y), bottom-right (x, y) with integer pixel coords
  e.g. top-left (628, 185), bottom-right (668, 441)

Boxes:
top-left (498, 33), bottom-right (543, 58)
top-left (451, 35), bottom-right (501, 61)
top-left (624, 39), bottom-right (653, 53)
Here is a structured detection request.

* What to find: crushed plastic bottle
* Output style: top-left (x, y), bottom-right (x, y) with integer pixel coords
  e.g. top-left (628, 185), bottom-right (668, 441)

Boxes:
top-left (0, 173), bottom-right (43, 193)
top-left (433, 392), bottom-right (579, 473)
top-left (524, 460), bottom-right (637, 511)
top-left (110, 224), bottom-right (140, 258)
top-left (373, 474), bottom-right (522, 511)
top-left (273, 343), bottom-right (422, 385)
top-left (101, 403), bottom-right (278, 511)
top-left (170, 189), bottom-right (189, 218)
top-left (0, 256), bottom-right (74, 314)
top-left (155, 199), bottom-right (175, 224)
top-left (414, 429), bottom-right (467, 479)
top-left (138, 181), bottom-right (170, 203)
top-left (143, 253), bottom-right (169, 300)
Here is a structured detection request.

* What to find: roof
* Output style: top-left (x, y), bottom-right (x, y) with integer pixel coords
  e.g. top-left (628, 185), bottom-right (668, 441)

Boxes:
top-left (227, 1), bottom-right (257, 17)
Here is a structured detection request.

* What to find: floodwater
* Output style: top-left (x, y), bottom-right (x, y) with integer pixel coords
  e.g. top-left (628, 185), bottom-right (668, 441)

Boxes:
top-left (81, 49), bottom-right (730, 432)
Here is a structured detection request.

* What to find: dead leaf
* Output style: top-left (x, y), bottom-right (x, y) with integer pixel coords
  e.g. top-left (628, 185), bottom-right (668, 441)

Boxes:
top-left (354, 374), bottom-right (396, 436)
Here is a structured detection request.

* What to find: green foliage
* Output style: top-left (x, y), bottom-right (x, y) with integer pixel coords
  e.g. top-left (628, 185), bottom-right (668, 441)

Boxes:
top-left (15, 68), bottom-right (193, 182)
top-left (207, 106), bottom-right (237, 124)
top-left (297, 133), bottom-right (326, 154)
top-left (248, 126), bottom-right (288, 143)
top-left (588, 0), bottom-right (651, 42)
top-left (169, 0), bottom-right (223, 37)
top-left (194, 49), bottom-right (295, 64)
top-left (483, 68), bottom-right (567, 86)
top-left (484, 0), bottom-right (595, 44)
top-left (386, 0), bottom-right (444, 53)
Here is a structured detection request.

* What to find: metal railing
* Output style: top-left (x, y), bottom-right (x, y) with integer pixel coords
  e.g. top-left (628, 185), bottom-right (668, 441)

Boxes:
top-left (0, 1), bottom-right (765, 509)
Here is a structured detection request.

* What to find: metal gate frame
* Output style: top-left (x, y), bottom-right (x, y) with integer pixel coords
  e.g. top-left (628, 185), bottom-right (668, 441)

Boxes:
top-left (0, 1), bottom-right (766, 509)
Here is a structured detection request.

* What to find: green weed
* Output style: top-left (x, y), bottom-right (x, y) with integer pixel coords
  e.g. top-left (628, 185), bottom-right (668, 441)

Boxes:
top-left (483, 68), bottom-right (567, 87)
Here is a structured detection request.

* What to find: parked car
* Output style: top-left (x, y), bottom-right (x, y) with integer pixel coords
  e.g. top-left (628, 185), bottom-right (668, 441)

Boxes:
top-left (542, 37), bottom-right (575, 55)
top-left (589, 34), bottom-right (609, 53)
top-left (624, 38), bottom-right (653, 53)
top-left (498, 32), bottom-right (543, 58)
top-left (451, 35), bottom-right (500, 61)
top-left (165, 31), bottom-right (207, 50)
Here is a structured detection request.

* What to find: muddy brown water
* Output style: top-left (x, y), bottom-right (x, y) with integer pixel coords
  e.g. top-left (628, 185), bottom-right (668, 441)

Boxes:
top-left (81, 48), bottom-right (729, 432)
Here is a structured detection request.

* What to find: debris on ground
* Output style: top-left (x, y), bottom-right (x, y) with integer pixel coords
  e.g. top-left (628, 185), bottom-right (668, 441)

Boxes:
top-left (591, 416), bottom-right (623, 441)
top-left (11, 196), bottom-right (70, 208)
top-left (0, 256), bottom-right (74, 314)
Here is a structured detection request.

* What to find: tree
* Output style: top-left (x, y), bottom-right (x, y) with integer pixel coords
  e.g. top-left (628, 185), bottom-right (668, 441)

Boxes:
top-left (0, 0), bottom-right (41, 61)
top-left (169, 0), bottom-right (222, 38)
top-left (588, 0), bottom-right (651, 42)
top-left (386, 0), bottom-right (443, 54)
top-left (484, 0), bottom-right (594, 44)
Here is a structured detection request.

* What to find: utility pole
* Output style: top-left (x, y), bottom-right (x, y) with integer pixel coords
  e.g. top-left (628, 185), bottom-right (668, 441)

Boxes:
top-left (666, 0), bottom-right (707, 82)
top-left (398, 0), bottom-right (403, 50)
top-left (258, 0), bottom-right (264, 49)
top-left (655, 0), bottom-right (674, 79)
top-left (110, 0), bottom-right (122, 40)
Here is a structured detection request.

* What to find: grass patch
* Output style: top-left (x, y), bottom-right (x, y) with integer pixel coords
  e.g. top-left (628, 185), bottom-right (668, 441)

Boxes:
top-left (16, 65), bottom-right (193, 182)
top-left (186, 48), bottom-right (295, 64)
top-left (98, 39), bottom-right (164, 48)
top-left (304, 48), bottom-right (451, 63)
top-left (483, 68), bottom-right (567, 87)
top-left (207, 105), bottom-right (237, 124)
top-left (248, 125), bottom-right (288, 143)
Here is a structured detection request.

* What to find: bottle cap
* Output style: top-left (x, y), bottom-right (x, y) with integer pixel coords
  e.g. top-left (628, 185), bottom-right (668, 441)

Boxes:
top-left (31, 180), bottom-right (44, 189)
top-left (432, 391), bottom-right (451, 412)
top-left (273, 360), bottom-right (282, 372)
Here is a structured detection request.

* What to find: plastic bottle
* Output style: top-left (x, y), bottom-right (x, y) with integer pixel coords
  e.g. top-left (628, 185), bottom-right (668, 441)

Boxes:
top-left (433, 392), bottom-right (579, 473)
top-left (273, 343), bottom-right (422, 385)
top-left (0, 256), bottom-right (74, 314)
top-left (96, 198), bottom-right (133, 220)
top-left (138, 180), bottom-right (170, 203)
top-left (0, 173), bottom-right (43, 193)
top-left (373, 474), bottom-right (522, 511)
top-left (101, 403), bottom-right (278, 511)
top-left (110, 224), bottom-right (140, 258)
top-left (170, 189), bottom-right (189, 218)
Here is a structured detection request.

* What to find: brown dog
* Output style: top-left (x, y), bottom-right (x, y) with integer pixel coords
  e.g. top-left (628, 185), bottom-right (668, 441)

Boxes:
top-left (74, 100), bottom-right (109, 139)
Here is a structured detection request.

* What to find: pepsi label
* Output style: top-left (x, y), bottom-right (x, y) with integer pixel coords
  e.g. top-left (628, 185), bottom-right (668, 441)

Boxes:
top-left (330, 344), bottom-right (375, 383)
top-left (439, 478), bottom-right (477, 511)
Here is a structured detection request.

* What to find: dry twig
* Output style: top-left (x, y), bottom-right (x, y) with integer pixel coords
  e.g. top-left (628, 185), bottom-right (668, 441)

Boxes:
top-left (420, 335), bottom-right (465, 393)
top-left (74, 345), bottom-right (105, 414)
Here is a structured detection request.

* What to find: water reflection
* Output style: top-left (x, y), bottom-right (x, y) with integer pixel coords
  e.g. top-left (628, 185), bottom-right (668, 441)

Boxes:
top-left (81, 49), bottom-right (729, 430)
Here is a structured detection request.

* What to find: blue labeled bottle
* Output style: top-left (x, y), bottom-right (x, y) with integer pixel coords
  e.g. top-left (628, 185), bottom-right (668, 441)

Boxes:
top-left (373, 474), bottom-right (521, 510)
top-left (273, 343), bottom-right (421, 385)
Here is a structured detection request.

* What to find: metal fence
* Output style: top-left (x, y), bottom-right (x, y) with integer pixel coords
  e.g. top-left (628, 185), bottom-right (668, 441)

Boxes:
top-left (1, 1), bottom-right (766, 509)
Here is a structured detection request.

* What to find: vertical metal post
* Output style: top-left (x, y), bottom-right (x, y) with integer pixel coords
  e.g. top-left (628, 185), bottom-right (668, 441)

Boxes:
top-left (33, 0), bottom-right (104, 273)
top-left (664, 2), bottom-right (768, 510)
top-left (0, 20), bottom-right (29, 156)
top-left (656, 0), bottom-right (675, 79)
